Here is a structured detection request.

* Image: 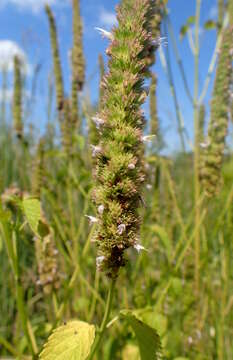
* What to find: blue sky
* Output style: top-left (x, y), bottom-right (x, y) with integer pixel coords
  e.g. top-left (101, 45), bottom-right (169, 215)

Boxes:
top-left (0, 0), bottom-right (230, 153)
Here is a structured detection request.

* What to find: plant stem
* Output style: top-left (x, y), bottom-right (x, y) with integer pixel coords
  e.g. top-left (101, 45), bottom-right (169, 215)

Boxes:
top-left (165, 15), bottom-right (193, 104)
top-left (198, 14), bottom-right (228, 104)
top-left (217, 232), bottom-right (228, 360)
top-left (0, 218), bottom-right (37, 357)
top-left (193, 0), bottom-right (201, 320)
top-left (160, 21), bottom-right (186, 152)
top-left (88, 279), bottom-right (116, 360)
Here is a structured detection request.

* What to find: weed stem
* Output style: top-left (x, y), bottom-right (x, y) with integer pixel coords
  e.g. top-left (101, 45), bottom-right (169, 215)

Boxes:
top-left (88, 278), bottom-right (116, 360)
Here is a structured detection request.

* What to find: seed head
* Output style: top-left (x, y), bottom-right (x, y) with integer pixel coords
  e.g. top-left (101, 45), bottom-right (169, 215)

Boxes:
top-left (92, 0), bottom-right (158, 277)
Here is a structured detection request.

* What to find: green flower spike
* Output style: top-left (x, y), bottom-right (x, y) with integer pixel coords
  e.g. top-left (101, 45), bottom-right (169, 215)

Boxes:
top-left (201, 14), bottom-right (233, 197)
top-left (13, 56), bottom-right (23, 139)
top-left (45, 5), bottom-right (64, 113)
top-left (32, 138), bottom-right (46, 198)
top-left (90, 0), bottom-right (157, 277)
top-left (150, 73), bottom-right (159, 138)
top-left (72, 0), bottom-right (85, 92)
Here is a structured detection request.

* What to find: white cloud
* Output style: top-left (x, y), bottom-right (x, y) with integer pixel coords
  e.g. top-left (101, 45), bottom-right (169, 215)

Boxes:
top-left (0, 40), bottom-right (30, 74)
top-left (99, 8), bottom-right (117, 28)
top-left (0, 0), bottom-right (67, 13)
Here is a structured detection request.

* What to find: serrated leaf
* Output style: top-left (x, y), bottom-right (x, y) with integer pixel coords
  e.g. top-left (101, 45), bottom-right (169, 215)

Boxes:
top-left (204, 20), bottom-right (216, 30)
top-left (140, 310), bottom-right (167, 337)
top-left (121, 311), bottom-right (162, 360)
top-left (39, 320), bottom-right (95, 360)
top-left (22, 198), bottom-right (41, 235)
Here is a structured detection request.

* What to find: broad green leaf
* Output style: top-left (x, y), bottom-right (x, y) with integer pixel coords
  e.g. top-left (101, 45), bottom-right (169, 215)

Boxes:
top-left (121, 311), bottom-right (162, 360)
top-left (204, 20), bottom-right (216, 30)
top-left (22, 198), bottom-right (41, 235)
top-left (39, 320), bottom-right (95, 360)
top-left (140, 310), bottom-right (167, 337)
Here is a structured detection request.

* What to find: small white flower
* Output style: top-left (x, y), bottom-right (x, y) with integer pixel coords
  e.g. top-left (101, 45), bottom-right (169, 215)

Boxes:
top-left (200, 140), bottom-right (210, 149)
top-left (85, 215), bottom-right (99, 224)
top-left (128, 163), bottom-right (135, 170)
top-left (98, 205), bottom-right (105, 214)
top-left (142, 135), bottom-right (156, 142)
top-left (152, 36), bottom-right (167, 48)
top-left (139, 176), bottom-right (146, 182)
top-left (188, 336), bottom-right (193, 345)
top-left (134, 243), bottom-right (147, 253)
top-left (117, 223), bottom-right (126, 235)
top-left (210, 327), bottom-right (215, 338)
top-left (91, 145), bottom-right (102, 157)
top-left (96, 256), bottom-right (105, 269)
top-left (92, 116), bottom-right (105, 129)
top-left (146, 184), bottom-right (152, 190)
top-left (95, 27), bottom-right (114, 41)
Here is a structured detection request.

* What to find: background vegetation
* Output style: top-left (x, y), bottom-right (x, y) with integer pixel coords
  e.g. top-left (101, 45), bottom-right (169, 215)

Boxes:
top-left (0, 0), bottom-right (232, 359)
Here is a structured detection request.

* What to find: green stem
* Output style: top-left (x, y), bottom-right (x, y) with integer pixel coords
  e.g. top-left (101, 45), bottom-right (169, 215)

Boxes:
top-left (88, 279), bottom-right (116, 360)
top-left (217, 232), bottom-right (228, 360)
top-left (198, 14), bottom-right (228, 104)
top-left (160, 21), bottom-right (186, 152)
top-left (165, 15), bottom-right (193, 104)
top-left (67, 161), bottom-right (77, 259)
top-left (0, 219), bottom-right (37, 357)
top-left (0, 335), bottom-right (23, 358)
top-left (193, 0), bottom-right (201, 319)
top-left (88, 269), bottom-right (100, 323)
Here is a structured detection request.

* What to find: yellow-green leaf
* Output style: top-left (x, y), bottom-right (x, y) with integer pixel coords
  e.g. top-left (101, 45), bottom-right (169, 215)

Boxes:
top-left (121, 311), bottom-right (162, 360)
top-left (39, 320), bottom-right (95, 360)
top-left (22, 198), bottom-right (41, 235)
